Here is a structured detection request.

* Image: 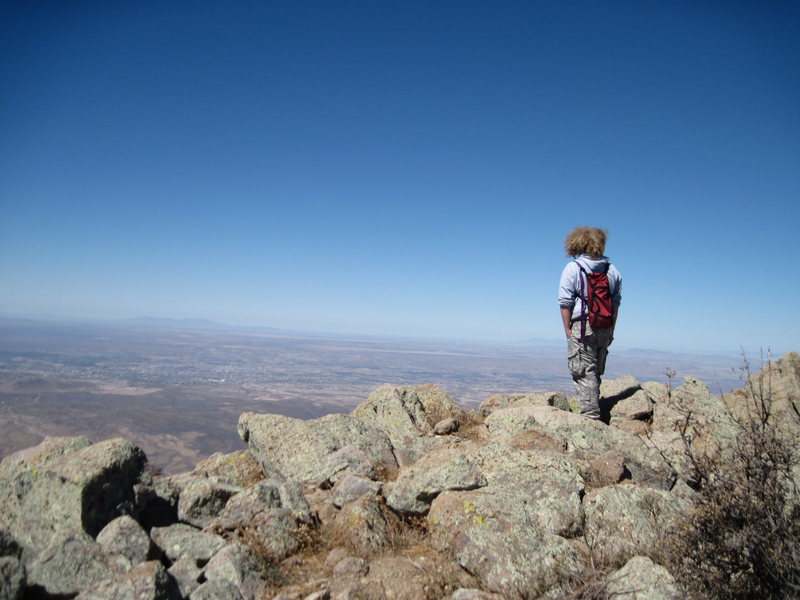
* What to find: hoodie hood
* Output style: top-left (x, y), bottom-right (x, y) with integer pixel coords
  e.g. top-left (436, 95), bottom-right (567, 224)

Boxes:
top-left (574, 254), bottom-right (609, 272)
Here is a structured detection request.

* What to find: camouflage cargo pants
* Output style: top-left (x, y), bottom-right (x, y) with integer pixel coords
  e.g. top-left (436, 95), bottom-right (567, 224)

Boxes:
top-left (567, 320), bottom-right (613, 420)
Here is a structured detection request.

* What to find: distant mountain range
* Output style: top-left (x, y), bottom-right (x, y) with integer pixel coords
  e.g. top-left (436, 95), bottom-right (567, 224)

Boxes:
top-left (112, 317), bottom-right (239, 330)
top-left (109, 317), bottom-right (285, 334)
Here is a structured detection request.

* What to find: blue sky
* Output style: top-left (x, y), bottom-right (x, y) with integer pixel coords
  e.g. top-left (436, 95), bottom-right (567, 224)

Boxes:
top-left (1, 1), bottom-right (798, 353)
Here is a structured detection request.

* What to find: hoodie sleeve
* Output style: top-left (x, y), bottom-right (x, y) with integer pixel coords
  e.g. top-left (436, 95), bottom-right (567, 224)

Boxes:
top-left (609, 264), bottom-right (622, 309)
top-left (558, 262), bottom-right (579, 308)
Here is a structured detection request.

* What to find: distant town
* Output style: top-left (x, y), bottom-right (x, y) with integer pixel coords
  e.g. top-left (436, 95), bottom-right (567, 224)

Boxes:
top-left (0, 317), bottom-right (747, 473)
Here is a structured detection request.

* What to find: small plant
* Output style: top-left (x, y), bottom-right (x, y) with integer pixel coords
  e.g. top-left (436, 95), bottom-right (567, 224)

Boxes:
top-left (656, 353), bottom-right (800, 599)
top-left (455, 408), bottom-right (487, 441)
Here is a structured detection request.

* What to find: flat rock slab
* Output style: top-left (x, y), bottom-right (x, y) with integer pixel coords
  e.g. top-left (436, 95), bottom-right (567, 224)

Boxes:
top-left (150, 523), bottom-right (227, 565)
top-left (474, 444), bottom-right (585, 537)
top-left (583, 485), bottom-right (690, 566)
top-left (428, 489), bottom-right (581, 599)
top-left (479, 392), bottom-right (570, 416)
top-left (496, 405), bottom-right (673, 489)
top-left (332, 474), bottom-right (382, 508)
top-left (238, 412), bottom-right (396, 485)
top-left (387, 447), bottom-right (487, 516)
top-left (601, 375), bottom-right (641, 402)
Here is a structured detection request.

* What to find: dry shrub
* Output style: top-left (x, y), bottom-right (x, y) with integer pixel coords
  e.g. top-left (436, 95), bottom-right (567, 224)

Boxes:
top-left (457, 408), bottom-right (488, 442)
top-left (559, 540), bottom-right (613, 600)
top-left (656, 355), bottom-right (800, 599)
top-left (459, 407), bottom-right (485, 427)
top-left (373, 462), bottom-right (399, 483)
top-left (385, 509), bottom-right (429, 552)
top-left (563, 581), bottom-right (611, 600)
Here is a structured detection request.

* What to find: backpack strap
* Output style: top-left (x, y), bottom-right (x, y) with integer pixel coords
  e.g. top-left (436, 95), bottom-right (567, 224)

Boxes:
top-left (575, 261), bottom-right (588, 343)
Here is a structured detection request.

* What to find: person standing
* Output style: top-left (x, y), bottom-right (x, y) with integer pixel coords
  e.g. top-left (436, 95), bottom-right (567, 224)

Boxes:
top-left (558, 226), bottom-right (622, 420)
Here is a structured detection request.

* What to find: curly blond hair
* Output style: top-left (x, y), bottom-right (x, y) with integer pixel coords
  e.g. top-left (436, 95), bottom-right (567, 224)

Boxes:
top-left (564, 226), bottom-right (608, 258)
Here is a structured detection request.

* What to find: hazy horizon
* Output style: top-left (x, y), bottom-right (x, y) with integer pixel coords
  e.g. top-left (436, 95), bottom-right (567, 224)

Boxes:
top-left (0, 311), bottom-right (774, 356)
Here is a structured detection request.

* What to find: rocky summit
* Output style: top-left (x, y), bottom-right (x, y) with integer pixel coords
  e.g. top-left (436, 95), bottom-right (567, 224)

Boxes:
top-left (1, 355), bottom-right (798, 600)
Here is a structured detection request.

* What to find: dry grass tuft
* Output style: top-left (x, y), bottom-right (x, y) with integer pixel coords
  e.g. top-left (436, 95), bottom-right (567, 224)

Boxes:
top-left (456, 408), bottom-right (488, 442)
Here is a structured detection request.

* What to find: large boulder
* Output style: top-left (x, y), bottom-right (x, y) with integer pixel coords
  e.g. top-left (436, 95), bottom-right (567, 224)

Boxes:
top-left (332, 474), bottom-right (382, 508)
top-left (640, 430), bottom-right (692, 484)
top-left (215, 504), bottom-right (301, 563)
top-left (192, 450), bottom-right (265, 487)
top-left (238, 412), bottom-right (396, 485)
top-left (603, 556), bottom-right (681, 600)
top-left (350, 385), bottom-right (432, 440)
top-left (412, 384), bottom-right (465, 424)
top-left (583, 485), bottom-right (690, 567)
top-left (605, 556), bottom-right (684, 600)
top-left (767, 352), bottom-right (800, 417)
top-left (489, 405), bottom-right (674, 489)
top-left (474, 444), bottom-right (585, 537)
top-left (132, 475), bottom-right (180, 530)
top-left (601, 375), bottom-right (642, 404)
top-left (0, 436), bottom-right (92, 477)
top-left (351, 384), bottom-right (460, 465)
top-left (352, 385), bottom-right (463, 432)
top-left (26, 530), bottom-right (131, 597)
top-left (609, 389), bottom-right (654, 432)
top-left (386, 447), bottom-right (487, 516)
top-left (75, 560), bottom-right (180, 600)
top-left (201, 542), bottom-right (269, 600)
top-left (214, 479), bottom-right (311, 525)
top-left (329, 494), bottom-right (396, 555)
top-left (428, 488), bottom-right (581, 599)
top-left (149, 523), bottom-right (227, 565)
top-left (168, 473), bottom-right (242, 529)
top-left (0, 437), bottom-right (146, 561)
top-left (652, 377), bottom-right (737, 453)
top-left (483, 404), bottom-right (541, 441)
top-left (323, 444), bottom-right (379, 483)
top-left (96, 516), bottom-right (153, 567)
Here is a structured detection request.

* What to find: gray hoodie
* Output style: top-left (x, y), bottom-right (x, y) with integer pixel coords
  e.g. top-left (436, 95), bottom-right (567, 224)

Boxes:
top-left (558, 254), bottom-right (622, 322)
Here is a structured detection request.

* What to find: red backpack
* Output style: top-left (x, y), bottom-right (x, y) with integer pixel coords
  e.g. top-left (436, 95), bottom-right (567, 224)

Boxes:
top-left (576, 261), bottom-right (614, 340)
